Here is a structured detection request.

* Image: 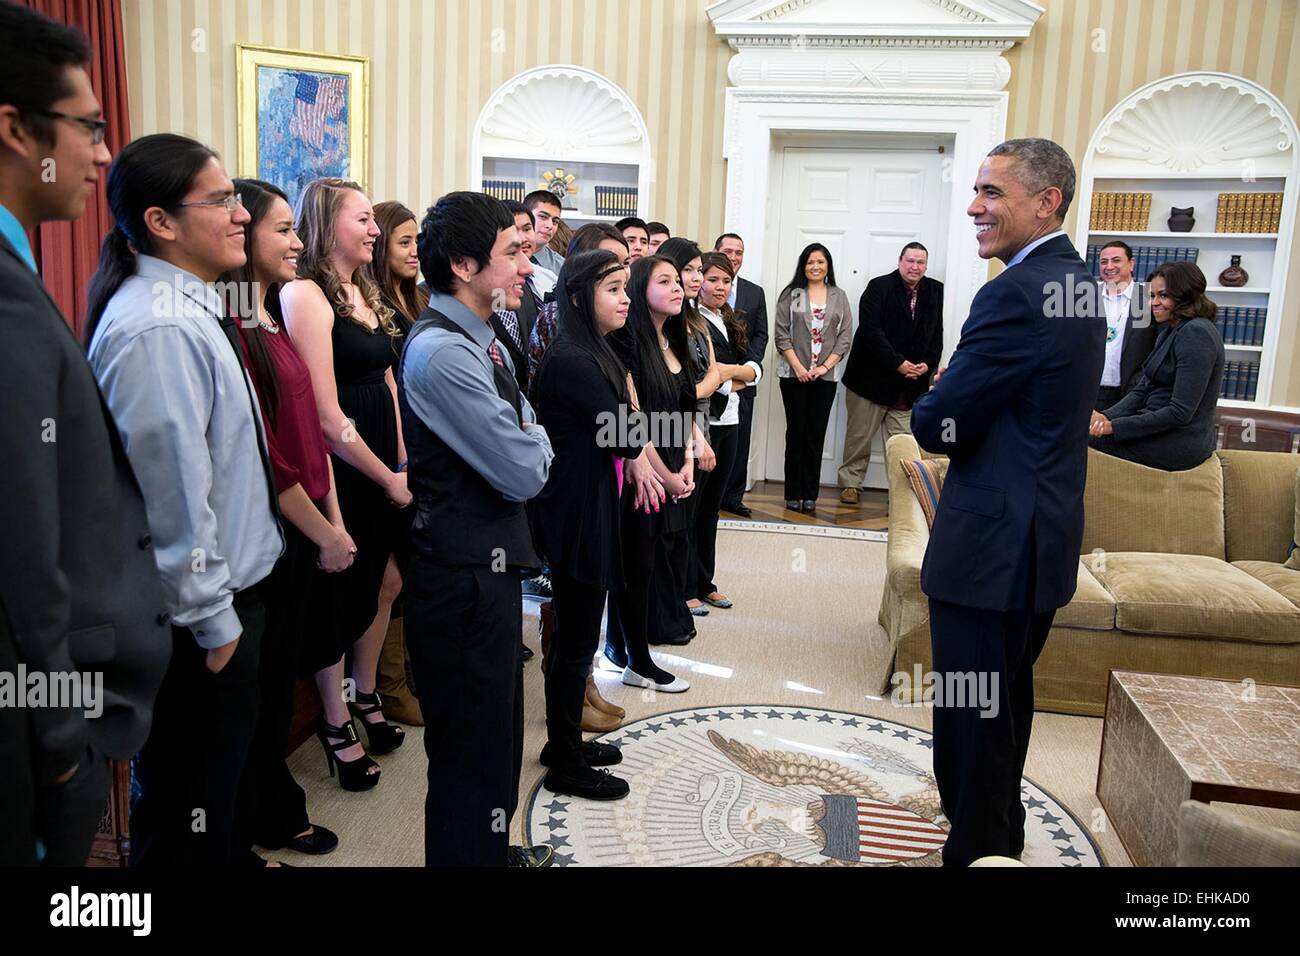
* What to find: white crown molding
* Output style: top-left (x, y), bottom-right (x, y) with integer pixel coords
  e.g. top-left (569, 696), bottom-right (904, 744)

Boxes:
top-left (1093, 72), bottom-right (1294, 173)
top-left (706, 0), bottom-right (1043, 49)
top-left (726, 47), bottom-right (1012, 90)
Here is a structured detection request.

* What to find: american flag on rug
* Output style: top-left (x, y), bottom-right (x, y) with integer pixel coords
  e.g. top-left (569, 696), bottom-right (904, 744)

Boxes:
top-left (289, 72), bottom-right (346, 151)
top-left (818, 794), bottom-right (947, 864)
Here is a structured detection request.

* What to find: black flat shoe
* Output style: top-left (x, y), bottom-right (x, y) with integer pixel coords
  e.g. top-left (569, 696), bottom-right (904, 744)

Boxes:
top-left (785, 500), bottom-right (801, 511)
top-left (259, 824), bottom-right (339, 856)
top-left (801, 500), bottom-right (817, 513)
top-left (544, 766), bottom-right (630, 801)
top-left (521, 643), bottom-right (534, 662)
top-left (540, 740), bottom-right (623, 769)
top-left (722, 502), bottom-right (752, 518)
top-left (508, 845), bottom-right (555, 867)
top-left (649, 631), bottom-right (693, 646)
top-left (603, 643), bottom-right (628, 669)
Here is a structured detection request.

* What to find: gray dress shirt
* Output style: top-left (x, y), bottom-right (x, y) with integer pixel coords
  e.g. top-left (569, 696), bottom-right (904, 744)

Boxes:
top-left (402, 291), bottom-right (553, 502)
top-left (532, 245), bottom-right (565, 277)
top-left (88, 254), bottom-right (283, 649)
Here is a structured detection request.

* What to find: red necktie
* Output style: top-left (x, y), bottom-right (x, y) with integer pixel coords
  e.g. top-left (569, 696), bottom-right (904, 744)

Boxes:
top-left (488, 340), bottom-right (506, 368)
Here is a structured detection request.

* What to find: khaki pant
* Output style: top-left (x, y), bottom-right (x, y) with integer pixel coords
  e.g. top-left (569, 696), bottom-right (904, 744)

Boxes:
top-left (838, 389), bottom-right (912, 488)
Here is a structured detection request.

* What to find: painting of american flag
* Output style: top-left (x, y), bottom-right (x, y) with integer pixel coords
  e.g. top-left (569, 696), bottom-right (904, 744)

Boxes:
top-left (239, 46), bottom-right (369, 212)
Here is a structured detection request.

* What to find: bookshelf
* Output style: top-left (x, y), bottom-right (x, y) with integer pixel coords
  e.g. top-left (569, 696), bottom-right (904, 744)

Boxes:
top-left (1075, 72), bottom-right (1299, 409)
top-left (472, 65), bottom-right (651, 231)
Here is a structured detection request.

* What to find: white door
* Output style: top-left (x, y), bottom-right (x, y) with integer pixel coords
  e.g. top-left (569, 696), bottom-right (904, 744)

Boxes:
top-left (762, 144), bottom-right (950, 490)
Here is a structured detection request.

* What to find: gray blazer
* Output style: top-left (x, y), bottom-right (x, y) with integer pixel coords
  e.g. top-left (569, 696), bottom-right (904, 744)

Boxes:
top-left (0, 234), bottom-right (170, 780)
top-left (774, 285), bottom-right (853, 382)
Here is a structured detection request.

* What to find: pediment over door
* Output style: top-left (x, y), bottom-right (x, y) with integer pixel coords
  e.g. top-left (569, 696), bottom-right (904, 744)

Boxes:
top-left (706, 0), bottom-right (1043, 91)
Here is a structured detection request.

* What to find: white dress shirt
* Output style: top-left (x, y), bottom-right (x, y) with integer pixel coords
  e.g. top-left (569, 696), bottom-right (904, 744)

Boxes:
top-left (1100, 282), bottom-right (1134, 388)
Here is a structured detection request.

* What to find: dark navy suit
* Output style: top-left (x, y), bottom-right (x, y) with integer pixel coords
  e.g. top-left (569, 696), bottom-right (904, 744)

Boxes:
top-left (911, 233), bottom-right (1105, 866)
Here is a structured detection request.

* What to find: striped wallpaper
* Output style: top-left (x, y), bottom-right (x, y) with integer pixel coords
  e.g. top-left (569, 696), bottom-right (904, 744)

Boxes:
top-left (121, 0), bottom-right (732, 247)
top-left (122, 0), bottom-right (1300, 405)
top-left (1005, 0), bottom-right (1300, 406)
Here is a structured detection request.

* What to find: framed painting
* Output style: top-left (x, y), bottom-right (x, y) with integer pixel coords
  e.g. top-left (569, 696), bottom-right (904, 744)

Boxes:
top-left (236, 44), bottom-right (369, 209)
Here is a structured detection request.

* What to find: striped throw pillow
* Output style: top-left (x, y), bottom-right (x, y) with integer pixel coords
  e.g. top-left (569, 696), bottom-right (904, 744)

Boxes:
top-left (901, 458), bottom-right (945, 530)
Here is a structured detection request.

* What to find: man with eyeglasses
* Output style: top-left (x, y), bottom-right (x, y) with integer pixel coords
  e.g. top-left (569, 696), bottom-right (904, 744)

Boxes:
top-left (0, 2), bottom-right (169, 866)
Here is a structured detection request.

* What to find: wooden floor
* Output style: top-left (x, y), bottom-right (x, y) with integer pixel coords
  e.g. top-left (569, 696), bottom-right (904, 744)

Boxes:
top-left (724, 480), bottom-right (890, 531)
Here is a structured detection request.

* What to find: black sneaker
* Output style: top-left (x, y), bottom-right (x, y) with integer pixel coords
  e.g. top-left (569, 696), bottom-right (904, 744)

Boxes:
top-left (540, 740), bottom-right (623, 769)
top-left (507, 845), bottom-right (555, 867)
top-left (543, 766), bottom-right (630, 801)
top-left (522, 575), bottom-right (553, 598)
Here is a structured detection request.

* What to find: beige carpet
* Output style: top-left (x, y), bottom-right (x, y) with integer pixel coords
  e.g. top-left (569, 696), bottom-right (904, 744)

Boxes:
top-left (270, 524), bottom-right (1294, 866)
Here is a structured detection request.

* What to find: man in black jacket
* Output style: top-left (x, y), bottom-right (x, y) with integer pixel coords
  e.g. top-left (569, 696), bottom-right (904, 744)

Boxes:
top-left (715, 233), bottom-right (769, 518)
top-left (0, 4), bottom-right (168, 865)
top-left (838, 243), bottom-right (943, 503)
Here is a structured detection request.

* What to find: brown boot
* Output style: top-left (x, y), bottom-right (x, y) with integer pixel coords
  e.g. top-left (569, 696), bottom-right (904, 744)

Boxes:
top-left (377, 620), bottom-right (424, 726)
top-left (586, 673), bottom-right (625, 719)
top-left (581, 701), bottom-right (621, 732)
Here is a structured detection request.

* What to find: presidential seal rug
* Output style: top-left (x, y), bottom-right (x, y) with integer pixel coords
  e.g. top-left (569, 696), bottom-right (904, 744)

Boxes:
top-left (525, 705), bottom-right (1104, 867)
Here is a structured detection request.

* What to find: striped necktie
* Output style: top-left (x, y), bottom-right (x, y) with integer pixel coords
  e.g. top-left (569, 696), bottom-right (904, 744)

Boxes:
top-left (495, 309), bottom-right (522, 351)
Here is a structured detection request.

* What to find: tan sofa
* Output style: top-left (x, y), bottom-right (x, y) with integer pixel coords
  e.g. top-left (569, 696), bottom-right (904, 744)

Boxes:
top-left (880, 434), bottom-right (1300, 716)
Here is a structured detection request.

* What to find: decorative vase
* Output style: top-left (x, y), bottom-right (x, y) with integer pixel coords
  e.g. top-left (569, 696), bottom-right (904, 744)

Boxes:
top-left (1167, 206), bottom-right (1195, 232)
top-left (1218, 255), bottom-right (1249, 287)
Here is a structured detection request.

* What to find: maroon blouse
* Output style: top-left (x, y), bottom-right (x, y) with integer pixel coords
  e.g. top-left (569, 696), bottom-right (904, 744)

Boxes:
top-left (241, 325), bottom-right (331, 501)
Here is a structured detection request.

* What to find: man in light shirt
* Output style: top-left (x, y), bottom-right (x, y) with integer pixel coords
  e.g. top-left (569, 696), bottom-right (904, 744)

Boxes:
top-left (1095, 240), bottom-right (1156, 411)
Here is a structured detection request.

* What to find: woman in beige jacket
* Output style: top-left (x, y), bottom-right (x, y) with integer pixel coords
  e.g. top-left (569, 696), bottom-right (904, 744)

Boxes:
top-left (773, 243), bottom-right (853, 512)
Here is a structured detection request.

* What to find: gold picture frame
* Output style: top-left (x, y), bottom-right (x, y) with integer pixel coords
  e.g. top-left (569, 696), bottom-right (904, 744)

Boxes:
top-left (235, 43), bottom-right (369, 207)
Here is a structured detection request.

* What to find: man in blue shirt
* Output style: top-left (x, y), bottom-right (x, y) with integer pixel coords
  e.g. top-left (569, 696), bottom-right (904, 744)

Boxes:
top-left (401, 191), bottom-right (554, 867)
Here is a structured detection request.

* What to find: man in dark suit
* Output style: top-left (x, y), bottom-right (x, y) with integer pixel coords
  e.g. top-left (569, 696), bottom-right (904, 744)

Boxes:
top-left (493, 201), bottom-right (544, 393)
top-left (715, 233), bottom-right (769, 518)
top-left (911, 138), bottom-right (1105, 867)
top-left (0, 4), bottom-right (169, 865)
top-left (838, 243), bottom-right (943, 503)
top-left (1095, 240), bottom-right (1157, 410)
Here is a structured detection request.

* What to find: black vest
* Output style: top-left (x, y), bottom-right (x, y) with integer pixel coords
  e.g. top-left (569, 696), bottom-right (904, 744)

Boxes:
top-left (397, 309), bottom-right (540, 573)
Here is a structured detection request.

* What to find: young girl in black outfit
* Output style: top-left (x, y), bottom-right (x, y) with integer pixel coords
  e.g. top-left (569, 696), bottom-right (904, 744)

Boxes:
top-left (602, 256), bottom-right (697, 692)
top-left (533, 251), bottom-right (665, 800)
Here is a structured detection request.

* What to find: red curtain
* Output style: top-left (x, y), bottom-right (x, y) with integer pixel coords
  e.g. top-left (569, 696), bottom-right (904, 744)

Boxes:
top-left (21, 0), bottom-right (130, 334)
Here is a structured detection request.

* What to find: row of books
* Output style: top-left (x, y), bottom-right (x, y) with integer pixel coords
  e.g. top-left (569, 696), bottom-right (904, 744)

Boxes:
top-left (593, 185), bottom-right (639, 217)
top-left (1086, 245), bottom-right (1199, 281)
top-left (1089, 191), bottom-right (1151, 231)
top-left (1216, 192), bottom-right (1283, 233)
top-left (1221, 361), bottom-right (1260, 402)
top-left (483, 179), bottom-right (527, 202)
top-left (1216, 307), bottom-right (1268, 346)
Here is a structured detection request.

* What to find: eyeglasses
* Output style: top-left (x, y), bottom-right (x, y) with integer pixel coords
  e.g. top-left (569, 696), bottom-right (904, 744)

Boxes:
top-left (35, 111), bottom-right (108, 145)
top-left (178, 193), bottom-right (246, 213)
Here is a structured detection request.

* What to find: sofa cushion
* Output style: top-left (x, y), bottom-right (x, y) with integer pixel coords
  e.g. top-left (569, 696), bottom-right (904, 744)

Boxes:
top-left (1082, 449), bottom-right (1225, 559)
top-left (1056, 559), bottom-right (1116, 630)
top-left (1232, 561), bottom-right (1300, 612)
top-left (900, 458), bottom-right (947, 530)
top-left (1093, 552), bottom-right (1300, 644)
top-left (1288, 467), bottom-right (1300, 572)
top-left (1217, 451), bottom-right (1299, 563)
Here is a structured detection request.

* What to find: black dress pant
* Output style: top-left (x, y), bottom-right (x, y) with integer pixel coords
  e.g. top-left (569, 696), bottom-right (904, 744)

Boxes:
top-left (928, 573), bottom-right (1055, 867)
top-left (1095, 385), bottom-right (1123, 412)
top-left (605, 526), bottom-right (658, 675)
top-left (693, 424), bottom-right (739, 598)
top-left (234, 526), bottom-right (314, 855)
top-left (542, 571), bottom-right (607, 771)
top-left (651, 527), bottom-right (692, 643)
top-left (405, 557), bottom-right (524, 867)
top-left (779, 377), bottom-right (837, 501)
top-left (723, 390), bottom-right (756, 508)
top-left (130, 585), bottom-right (266, 866)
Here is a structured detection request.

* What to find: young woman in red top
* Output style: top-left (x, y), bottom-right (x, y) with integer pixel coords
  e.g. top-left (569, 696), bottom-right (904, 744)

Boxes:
top-left (223, 180), bottom-right (365, 866)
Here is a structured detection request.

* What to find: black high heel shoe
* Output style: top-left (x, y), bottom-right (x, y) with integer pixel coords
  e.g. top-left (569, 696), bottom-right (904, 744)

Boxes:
top-left (348, 690), bottom-right (406, 755)
top-left (316, 718), bottom-right (381, 791)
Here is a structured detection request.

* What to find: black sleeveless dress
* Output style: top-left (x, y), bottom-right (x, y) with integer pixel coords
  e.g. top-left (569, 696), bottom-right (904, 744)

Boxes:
top-left (302, 290), bottom-right (409, 672)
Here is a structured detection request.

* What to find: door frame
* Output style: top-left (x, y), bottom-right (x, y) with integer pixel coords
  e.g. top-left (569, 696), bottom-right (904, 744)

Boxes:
top-left (723, 88), bottom-right (1008, 487)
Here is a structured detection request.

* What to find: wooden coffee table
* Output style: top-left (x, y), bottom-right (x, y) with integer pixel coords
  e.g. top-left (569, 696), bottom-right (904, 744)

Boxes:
top-left (1096, 671), bottom-right (1300, 867)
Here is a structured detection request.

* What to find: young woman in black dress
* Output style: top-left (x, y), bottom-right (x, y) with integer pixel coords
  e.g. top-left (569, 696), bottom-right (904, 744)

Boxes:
top-left (533, 250), bottom-right (666, 800)
top-left (281, 178), bottom-right (410, 787)
top-left (602, 255), bottom-right (698, 692)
